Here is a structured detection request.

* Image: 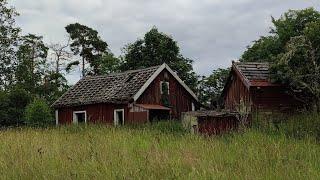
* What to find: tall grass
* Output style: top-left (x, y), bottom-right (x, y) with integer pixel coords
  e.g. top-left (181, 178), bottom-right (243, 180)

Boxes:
top-left (0, 122), bottom-right (319, 179)
top-left (253, 111), bottom-right (320, 140)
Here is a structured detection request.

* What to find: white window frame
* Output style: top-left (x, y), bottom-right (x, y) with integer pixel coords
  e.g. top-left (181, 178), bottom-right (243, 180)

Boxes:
top-left (160, 81), bottom-right (170, 95)
top-left (73, 111), bottom-right (87, 124)
top-left (114, 109), bottom-right (125, 126)
top-left (191, 102), bottom-right (195, 111)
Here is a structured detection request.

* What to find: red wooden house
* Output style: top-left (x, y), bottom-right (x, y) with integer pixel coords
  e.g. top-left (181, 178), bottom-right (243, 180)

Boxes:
top-left (222, 61), bottom-right (303, 113)
top-left (52, 63), bottom-right (199, 125)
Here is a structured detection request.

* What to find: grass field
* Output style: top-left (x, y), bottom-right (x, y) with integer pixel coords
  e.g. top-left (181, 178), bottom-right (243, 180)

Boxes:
top-left (0, 120), bottom-right (319, 179)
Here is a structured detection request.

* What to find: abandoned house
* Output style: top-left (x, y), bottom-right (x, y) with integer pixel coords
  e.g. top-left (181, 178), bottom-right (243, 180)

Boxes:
top-left (222, 61), bottom-right (303, 113)
top-left (52, 63), bottom-right (199, 125)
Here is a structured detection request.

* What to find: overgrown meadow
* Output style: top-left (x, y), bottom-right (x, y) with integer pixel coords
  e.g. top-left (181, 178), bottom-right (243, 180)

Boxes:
top-left (0, 115), bottom-right (319, 179)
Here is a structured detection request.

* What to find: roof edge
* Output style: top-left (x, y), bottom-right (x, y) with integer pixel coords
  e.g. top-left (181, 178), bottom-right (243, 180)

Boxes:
top-left (133, 63), bottom-right (199, 102)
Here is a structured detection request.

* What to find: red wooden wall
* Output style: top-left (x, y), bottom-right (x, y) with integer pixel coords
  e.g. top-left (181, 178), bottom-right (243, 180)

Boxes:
top-left (251, 87), bottom-right (302, 113)
top-left (137, 69), bottom-right (198, 119)
top-left (198, 116), bottom-right (239, 136)
top-left (224, 71), bottom-right (251, 111)
top-left (57, 103), bottom-right (128, 125)
top-left (223, 71), bottom-right (303, 113)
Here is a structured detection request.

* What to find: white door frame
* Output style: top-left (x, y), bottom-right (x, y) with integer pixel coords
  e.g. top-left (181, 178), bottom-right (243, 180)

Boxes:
top-left (114, 109), bottom-right (125, 126)
top-left (73, 111), bottom-right (87, 124)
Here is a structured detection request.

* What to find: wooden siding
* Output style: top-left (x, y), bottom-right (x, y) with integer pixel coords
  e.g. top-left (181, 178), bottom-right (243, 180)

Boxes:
top-left (224, 70), bottom-right (303, 113)
top-left (127, 112), bottom-right (148, 124)
top-left (198, 116), bottom-right (239, 136)
top-left (137, 69), bottom-right (198, 119)
top-left (251, 87), bottom-right (302, 113)
top-left (224, 71), bottom-right (251, 110)
top-left (58, 103), bottom-right (129, 125)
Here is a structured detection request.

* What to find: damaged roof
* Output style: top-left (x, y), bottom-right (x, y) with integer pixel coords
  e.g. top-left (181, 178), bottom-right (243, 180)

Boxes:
top-left (52, 65), bottom-right (160, 108)
top-left (52, 63), bottom-right (199, 108)
top-left (233, 62), bottom-right (278, 87)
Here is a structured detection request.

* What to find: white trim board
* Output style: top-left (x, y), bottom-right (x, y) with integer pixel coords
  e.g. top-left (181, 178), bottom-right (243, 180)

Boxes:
top-left (133, 63), bottom-right (198, 101)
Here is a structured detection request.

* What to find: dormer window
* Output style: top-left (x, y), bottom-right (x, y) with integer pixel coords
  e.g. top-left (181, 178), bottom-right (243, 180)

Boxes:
top-left (160, 81), bottom-right (170, 95)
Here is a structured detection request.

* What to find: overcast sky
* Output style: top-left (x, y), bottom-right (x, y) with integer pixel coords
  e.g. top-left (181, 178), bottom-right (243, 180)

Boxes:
top-left (10, 0), bottom-right (320, 84)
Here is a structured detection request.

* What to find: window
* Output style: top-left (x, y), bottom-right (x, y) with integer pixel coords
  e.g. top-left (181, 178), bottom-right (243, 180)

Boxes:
top-left (114, 109), bottom-right (125, 126)
top-left (160, 81), bottom-right (170, 95)
top-left (73, 111), bottom-right (87, 124)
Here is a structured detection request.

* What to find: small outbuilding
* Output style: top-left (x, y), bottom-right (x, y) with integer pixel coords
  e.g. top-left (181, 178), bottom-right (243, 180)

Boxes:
top-left (52, 63), bottom-right (199, 125)
top-left (182, 111), bottom-right (240, 135)
top-left (222, 62), bottom-right (303, 113)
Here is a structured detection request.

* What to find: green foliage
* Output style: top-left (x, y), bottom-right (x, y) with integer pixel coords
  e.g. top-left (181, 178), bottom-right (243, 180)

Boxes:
top-left (198, 68), bottom-right (230, 108)
top-left (242, 8), bottom-right (320, 63)
top-left (253, 112), bottom-right (320, 141)
top-left (0, 124), bottom-right (319, 179)
top-left (0, 88), bottom-right (31, 126)
top-left (15, 34), bottom-right (49, 94)
top-left (121, 27), bottom-right (198, 90)
top-left (278, 113), bottom-right (320, 140)
top-left (242, 8), bottom-right (320, 110)
top-left (24, 98), bottom-right (53, 127)
top-left (40, 72), bottom-right (69, 104)
top-left (94, 53), bottom-right (122, 74)
top-left (241, 36), bottom-right (282, 62)
top-left (0, 0), bottom-right (20, 89)
top-left (65, 23), bottom-right (108, 76)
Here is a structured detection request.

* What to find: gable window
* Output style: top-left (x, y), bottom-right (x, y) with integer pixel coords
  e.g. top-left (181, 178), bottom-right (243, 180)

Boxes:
top-left (73, 111), bottom-right (87, 124)
top-left (160, 81), bottom-right (170, 95)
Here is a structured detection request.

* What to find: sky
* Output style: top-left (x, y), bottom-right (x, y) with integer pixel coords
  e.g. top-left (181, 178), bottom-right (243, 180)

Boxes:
top-left (10, 0), bottom-right (320, 84)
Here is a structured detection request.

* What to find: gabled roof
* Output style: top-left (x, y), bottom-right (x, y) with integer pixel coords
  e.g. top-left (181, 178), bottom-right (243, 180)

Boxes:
top-left (232, 62), bottom-right (279, 88)
top-left (52, 63), bottom-right (198, 108)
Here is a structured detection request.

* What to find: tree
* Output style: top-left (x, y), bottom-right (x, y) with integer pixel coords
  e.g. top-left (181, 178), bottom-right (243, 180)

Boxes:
top-left (15, 34), bottom-right (48, 94)
top-left (0, 0), bottom-right (20, 89)
top-left (0, 88), bottom-right (31, 126)
top-left (65, 23), bottom-right (108, 76)
top-left (121, 27), bottom-right (198, 90)
top-left (96, 53), bottom-right (121, 74)
top-left (241, 8), bottom-right (320, 63)
top-left (48, 40), bottom-right (72, 74)
top-left (241, 8), bottom-right (320, 111)
top-left (198, 68), bottom-right (230, 109)
top-left (271, 23), bottom-right (320, 111)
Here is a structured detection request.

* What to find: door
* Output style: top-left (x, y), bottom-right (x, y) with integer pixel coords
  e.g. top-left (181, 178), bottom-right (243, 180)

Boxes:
top-left (114, 109), bottom-right (125, 126)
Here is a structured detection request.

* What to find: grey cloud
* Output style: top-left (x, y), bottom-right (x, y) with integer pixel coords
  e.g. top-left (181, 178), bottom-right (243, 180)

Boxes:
top-left (10, 0), bottom-right (320, 84)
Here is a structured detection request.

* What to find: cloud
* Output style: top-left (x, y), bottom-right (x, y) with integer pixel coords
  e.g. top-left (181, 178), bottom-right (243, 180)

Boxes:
top-left (10, 0), bottom-right (320, 84)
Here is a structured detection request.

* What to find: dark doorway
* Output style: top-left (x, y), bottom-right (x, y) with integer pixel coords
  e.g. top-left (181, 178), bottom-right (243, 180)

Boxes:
top-left (149, 110), bottom-right (170, 122)
top-left (114, 109), bottom-right (124, 126)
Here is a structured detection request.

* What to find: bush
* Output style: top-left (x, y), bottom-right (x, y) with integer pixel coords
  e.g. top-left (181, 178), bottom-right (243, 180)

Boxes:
top-left (24, 98), bottom-right (53, 127)
top-left (0, 88), bottom-right (31, 126)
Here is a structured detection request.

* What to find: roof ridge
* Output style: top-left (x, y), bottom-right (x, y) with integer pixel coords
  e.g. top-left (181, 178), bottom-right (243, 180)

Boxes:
top-left (84, 65), bottom-right (162, 79)
top-left (235, 62), bottom-right (269, 65)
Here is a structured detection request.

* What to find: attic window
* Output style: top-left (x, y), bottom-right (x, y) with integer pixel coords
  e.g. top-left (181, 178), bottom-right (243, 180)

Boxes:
top-left (160, 81), bottom-right (170, 95)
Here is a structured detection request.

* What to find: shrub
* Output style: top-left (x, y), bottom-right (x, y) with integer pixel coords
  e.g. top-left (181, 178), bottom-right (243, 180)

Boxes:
top-left (24, 98), bottom-right (53, 127)
top-left (0, 88), bottom-right (31, 126)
